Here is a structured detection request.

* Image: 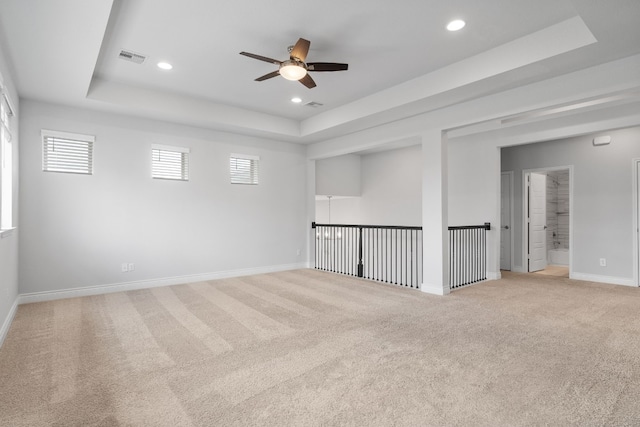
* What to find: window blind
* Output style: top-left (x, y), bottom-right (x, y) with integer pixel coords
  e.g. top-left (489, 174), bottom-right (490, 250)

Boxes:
top-left (0, 94), bottom-right (12, 143)
top-left (230, 153), bottom-right (259, 185)
top-left (42, 130), bottom-right (94, 175)
top-left (1, 90), bottom-right (13, 229)
top-left (152, 144), bottom-right (189, 181)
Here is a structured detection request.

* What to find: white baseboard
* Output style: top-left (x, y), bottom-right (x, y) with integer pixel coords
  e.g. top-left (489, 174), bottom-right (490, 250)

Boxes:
top-left (487, 271), bottom-right (502, 280)
top-left (18, 262), bottom-right (309, 305)
top-left (0, 298), bottom-right (19, 348)
top-left (570, 272), bottom-right (637, 287)
top-left (511, 265), bottom-right (526, 273)
top-left (420, 283), bottom-right (450, 296)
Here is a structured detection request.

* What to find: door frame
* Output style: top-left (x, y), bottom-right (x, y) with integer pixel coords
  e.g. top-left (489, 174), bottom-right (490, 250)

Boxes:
top-left (500, 171), bottom-right (514, 271)
top-left (522, 165), bottom-right (573, 275)
top-left (633, 158), bottom-right (640, 287)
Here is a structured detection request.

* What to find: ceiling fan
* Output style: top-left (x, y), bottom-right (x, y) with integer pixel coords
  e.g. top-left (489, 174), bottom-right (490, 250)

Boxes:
top-left (239, 38), bottom-right (348, 89)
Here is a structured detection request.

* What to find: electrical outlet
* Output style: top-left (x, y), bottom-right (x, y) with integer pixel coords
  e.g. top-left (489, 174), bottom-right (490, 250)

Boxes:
top-left (121, 263), bottom-right (128, 272)
top-left (128, 263), bottom-right (135, 271)
top-left (599, 258), bottom-right (607, 267)
top-left (296, 249), bottom-right (301, 256)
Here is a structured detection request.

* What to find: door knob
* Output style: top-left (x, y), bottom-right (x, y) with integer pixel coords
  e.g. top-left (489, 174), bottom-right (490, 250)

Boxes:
top-left (502, 225), bottom-right (510, 230)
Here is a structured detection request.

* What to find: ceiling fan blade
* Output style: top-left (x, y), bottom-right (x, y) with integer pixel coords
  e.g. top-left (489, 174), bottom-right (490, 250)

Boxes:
top-left (307, 62), bottom-right (349, 72)
top-left (239, 52), bottom-right (281, 65)
top-left (255, 70), bottom-right (280, 81)
top-left (290, 38), bottom-right (310, 62)
top-left (299, 74), bottom-right (316, 89)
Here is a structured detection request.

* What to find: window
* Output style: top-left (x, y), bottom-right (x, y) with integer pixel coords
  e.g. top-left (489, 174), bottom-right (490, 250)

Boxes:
top-left (42, 130), bottom-right (94, 175)
top-left (1, 89), bottom-right (14, 230)
top-left (151, 144), bottom-right (189, 181)
top-left (230, 153), bottom-right (259, 185)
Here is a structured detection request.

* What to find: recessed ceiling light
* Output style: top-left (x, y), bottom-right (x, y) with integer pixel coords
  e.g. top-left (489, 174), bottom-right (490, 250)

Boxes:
top-left (291, 97), bottom-right (302, 103)
top-left (447, 19), bottom-right (466, 31)
top-left (157, 62), bottom-right (173, 70)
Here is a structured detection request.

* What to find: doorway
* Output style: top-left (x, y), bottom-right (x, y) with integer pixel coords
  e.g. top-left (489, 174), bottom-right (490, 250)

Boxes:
top-left (523, 166), bottom-right (573, 276)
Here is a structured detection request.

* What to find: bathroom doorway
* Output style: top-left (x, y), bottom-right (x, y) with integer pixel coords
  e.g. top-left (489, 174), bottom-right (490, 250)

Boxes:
top-left (523, 166), bottom-right (572, 277)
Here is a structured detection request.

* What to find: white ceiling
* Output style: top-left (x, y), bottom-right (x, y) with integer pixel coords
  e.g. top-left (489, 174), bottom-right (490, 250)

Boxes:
top-left (1, 0), bottom-right (639, 143)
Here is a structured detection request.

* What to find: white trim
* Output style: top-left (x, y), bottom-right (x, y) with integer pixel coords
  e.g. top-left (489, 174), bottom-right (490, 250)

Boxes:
top-left (420, 283), bottom-right (450, 296)
top-left (449, 278), bottom-right (493, 292)
top-left (487, 271), bottom-right (502, 280)
top-left (41, 129), bottom-right (95, 143)
top-left (512, 265), bottom-right (526, 273)
top-left (230, 152), bottom-right (259, 160)
top-left (1, 93), bottom-right (15, 118)
top-left (633, 158), bottom-right (640, 287)
top-left (0, 74), bottom-right (16, 118)
top-left (152, 143), bottom-right (190, 153)
top-left (0, 298), bottom-right (19, 348)
top-left (570, 272), bottom-right (636, 287)
top-left (0, 227), bottom-right (15, 238)
top-left (18, 262), bottom-right (308, 305)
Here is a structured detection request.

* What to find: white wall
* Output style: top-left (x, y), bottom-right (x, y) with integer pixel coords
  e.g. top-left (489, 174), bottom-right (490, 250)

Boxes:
top-left (0, 42), bottom-right (19, 345)
top-left (316, 144), bottom-right (422, 226)
top-left (18, 100), bottom-right (309, 295)
top-left (501, 127), bottom-right (640, 283)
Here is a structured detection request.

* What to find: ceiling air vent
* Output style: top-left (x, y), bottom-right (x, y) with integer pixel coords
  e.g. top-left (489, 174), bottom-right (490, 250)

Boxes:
top-left (304, 101), bottom-right (324, 108)
top-left (118, 49), bottom-right (146, 64)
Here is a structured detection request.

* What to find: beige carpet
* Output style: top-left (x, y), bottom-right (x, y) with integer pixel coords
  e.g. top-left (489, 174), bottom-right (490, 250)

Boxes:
top-left (534, 265), bottom-right (570, 278)
top-left (1, 269), bottom-right (640, 426)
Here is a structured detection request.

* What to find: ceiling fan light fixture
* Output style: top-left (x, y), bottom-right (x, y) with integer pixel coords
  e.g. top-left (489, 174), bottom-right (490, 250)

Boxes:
top-left (279, 60), bottom-right (307, 81)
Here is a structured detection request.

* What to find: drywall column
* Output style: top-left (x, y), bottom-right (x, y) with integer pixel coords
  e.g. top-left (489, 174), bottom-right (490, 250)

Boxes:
top-left (307, 159), bottom-right (316, 268)
top-left (421, 131), bottom-right (449, 295)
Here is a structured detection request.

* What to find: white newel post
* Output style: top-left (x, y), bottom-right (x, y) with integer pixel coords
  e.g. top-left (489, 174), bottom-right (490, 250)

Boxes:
top-left (421, 131), bottom-right (450, 295)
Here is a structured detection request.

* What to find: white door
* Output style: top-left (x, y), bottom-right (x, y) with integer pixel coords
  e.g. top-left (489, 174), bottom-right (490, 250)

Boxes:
top-left (500, 172), bottom-right (512, 270)
top-left (529, 172), bottom-right (547, 272)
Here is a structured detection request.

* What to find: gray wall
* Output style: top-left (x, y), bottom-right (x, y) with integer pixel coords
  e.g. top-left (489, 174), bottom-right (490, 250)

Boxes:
top-left (315, 144), bottom-right (422, 226)
top-left (315, 154), bottom-right (361, 197)
top-left (0, 41), bottom-right (19, 344)
top-left (18, 100), bottom-right (309, 294)
top-left (501, 127), bottom-right (640, 281)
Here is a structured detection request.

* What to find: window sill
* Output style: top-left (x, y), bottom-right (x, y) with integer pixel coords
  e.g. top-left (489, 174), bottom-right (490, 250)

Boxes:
top-left (0, 227), bottom-right (16, 239)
